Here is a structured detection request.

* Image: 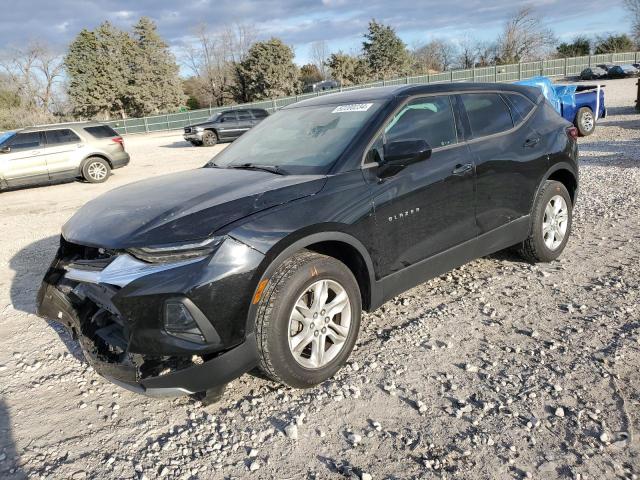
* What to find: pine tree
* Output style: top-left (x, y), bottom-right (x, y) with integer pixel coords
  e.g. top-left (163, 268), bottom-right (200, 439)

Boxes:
top-left (129, 17), bottom-right (185, 116)
top-left (236, 38), bottom-right (300, 101)
top-left (362, 20), bottom-right (411, 79)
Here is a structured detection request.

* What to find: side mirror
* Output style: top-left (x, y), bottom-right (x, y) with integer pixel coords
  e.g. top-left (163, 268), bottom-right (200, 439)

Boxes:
top-left (383, 139), bottom-right (432, 166)
top-left (0, 146), bottom-right (10, 154)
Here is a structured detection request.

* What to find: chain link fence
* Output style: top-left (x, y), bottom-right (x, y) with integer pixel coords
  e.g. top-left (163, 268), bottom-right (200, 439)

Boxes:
top-left (105, 51), bottom-right (640, 135)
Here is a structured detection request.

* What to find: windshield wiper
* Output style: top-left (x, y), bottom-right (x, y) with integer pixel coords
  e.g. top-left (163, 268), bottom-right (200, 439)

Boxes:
top-left (229, 163), bottom-right (286, 175)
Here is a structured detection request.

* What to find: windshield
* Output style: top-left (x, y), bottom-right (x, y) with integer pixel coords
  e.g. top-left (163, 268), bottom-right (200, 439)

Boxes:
top-left (206, 113), bottom-right (221, 122)
top-left (0, 131), bottom-right (15, 145)
top-left (207, 102), bottom-right (382, 174)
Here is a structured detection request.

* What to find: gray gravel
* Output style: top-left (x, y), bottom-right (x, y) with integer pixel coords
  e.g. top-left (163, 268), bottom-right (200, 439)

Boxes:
top-left (0, 78), bottom-right (639, 480)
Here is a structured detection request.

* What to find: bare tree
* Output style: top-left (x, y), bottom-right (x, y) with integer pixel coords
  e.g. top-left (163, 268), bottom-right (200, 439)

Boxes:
top-left (456, 36), bottom-right (477, 69)
top-left (625, 0), bottom-right (640, 45)
top-left (497, 7), bottom-right (556, 63)
top-left (180, 23), bottom-right (256, 107)
top-left (412, 39), bottom-right (458, 73)
top-left (0, 42), bottom-right (64, 113)
top-left (309, 40), bottom-right (329, 79)
top-left (474, 40), bottom-right (499, 67)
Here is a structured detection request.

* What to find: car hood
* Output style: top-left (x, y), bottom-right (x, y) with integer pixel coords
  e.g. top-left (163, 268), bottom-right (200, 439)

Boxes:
top-left (186, 121), bottom-right (214, 129)
top-left (63, 168), bottom-right (327, 249)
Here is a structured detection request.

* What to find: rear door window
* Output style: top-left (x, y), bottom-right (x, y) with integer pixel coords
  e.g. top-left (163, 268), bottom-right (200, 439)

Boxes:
top-left (251, 110), bottom-right (268, 119)
top-left (6, 132), bottom-right (41, 150)
top-left (45, 129), bottom-right (81, 146)
top-left (385, 95), bottom-right (458, 148)
top-left (220, 112), bottom-right (238, 123)
top-left (460, 93), bottom-right (514, 138)
top-left (237, 110), bottom-right (252, 121)
top-left (84, 125), bottom-right (119, 138)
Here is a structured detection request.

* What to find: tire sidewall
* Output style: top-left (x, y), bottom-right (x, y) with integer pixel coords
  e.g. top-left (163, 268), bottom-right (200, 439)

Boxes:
top-left (531, 181), bottom-right (573, 262)
top-left (264, 257), bottom-right (361, 389)
top-left (203, 130), bottom-right (217, 146)
top-left (576, 107), bottom-right (595, 136)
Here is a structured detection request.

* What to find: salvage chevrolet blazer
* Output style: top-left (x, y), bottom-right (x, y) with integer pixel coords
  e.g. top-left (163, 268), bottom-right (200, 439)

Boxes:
top-left (37, 83), bottom-right (579, 403)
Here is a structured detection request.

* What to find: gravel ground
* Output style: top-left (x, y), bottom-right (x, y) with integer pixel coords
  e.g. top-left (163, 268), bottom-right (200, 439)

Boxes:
top-left (0, 78), bottom-right (638, 480)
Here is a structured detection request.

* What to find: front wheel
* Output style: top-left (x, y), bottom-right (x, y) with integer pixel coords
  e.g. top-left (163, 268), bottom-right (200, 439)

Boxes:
top-left (575, 107), bottom-right (595, 136)
top-left (519, 180), bottom-right (573, 263)
top-left (255, 251), bottom-right (362, 389)
top-left (202, 130), bottom-right (218, 147)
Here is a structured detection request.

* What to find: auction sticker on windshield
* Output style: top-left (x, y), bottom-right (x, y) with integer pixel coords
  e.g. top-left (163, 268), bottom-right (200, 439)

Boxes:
top-left (332, 103), bottom-right (373, 113)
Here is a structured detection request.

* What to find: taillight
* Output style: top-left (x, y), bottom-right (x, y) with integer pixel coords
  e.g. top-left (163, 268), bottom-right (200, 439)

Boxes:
top-left (566, 126), bottom-right (578, 141)
top-left (112, 136), bottom-right (124, 149)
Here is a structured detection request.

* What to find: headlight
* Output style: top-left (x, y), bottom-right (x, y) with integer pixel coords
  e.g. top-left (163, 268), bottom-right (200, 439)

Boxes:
top-left (127, 236), bottom-right (224, 263)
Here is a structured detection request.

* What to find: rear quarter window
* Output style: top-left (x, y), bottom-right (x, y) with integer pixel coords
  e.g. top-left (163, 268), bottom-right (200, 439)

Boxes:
top-left (84, 125), bottom-right (119, 138)
top-left (504, 93), bottom-right (536, 124)
top-left (460, 93), bottom-right (514, 138)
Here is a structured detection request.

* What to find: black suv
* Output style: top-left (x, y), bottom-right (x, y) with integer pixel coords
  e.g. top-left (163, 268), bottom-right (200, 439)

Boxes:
top-left (37, 83), bottom-right (579, 402)
top-left (183, 108), bottom-right (269, 146)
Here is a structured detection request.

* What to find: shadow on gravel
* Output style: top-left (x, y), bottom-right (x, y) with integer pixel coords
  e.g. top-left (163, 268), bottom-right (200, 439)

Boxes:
top-left (160, 141), bottom-right (194, 149)
top-left (9, 236), bottom-right (58, 315)
top-left (0, 399), bottom-right (24, 479)
top-left (9, 235), bottom-right (85, 362)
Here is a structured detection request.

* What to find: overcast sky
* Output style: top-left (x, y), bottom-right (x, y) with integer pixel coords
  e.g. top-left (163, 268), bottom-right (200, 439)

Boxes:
top-left (0, 0), bottom-right (630, 64)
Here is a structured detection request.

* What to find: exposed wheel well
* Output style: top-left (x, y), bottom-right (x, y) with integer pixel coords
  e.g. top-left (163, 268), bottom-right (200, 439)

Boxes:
top-left (82, 154), bottom-right (113, 169)
top-left (548, 169), bottom-right (577, 205)
top-left (305, 240), bottom-right (371, 311)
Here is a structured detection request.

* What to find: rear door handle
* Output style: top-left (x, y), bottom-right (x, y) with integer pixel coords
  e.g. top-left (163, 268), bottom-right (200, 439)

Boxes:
top-left (524, 136), bottom-right (540, 148)
top-left (452, 163), bottom-right (473, 175)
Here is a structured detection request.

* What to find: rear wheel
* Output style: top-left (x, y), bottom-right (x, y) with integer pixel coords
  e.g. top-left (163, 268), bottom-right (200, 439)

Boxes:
top-left (82, 157), bottom-right (111, 183)
top-left (255, 250), bottom-right (361, 388)
top-left (519, 180), bottom-right (572, 263)
top-left (575, 107), bottom-right (595, 136)
top-left (202, 130), bottom-right (218, 147)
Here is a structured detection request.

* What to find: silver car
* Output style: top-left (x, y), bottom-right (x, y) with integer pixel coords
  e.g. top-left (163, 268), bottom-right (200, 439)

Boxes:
top-left (0, 121), bottom-right (130, 189)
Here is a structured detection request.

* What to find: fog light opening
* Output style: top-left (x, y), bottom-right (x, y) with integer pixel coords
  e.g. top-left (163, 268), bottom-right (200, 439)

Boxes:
top-left (164, 301), bottom-right (205, 343)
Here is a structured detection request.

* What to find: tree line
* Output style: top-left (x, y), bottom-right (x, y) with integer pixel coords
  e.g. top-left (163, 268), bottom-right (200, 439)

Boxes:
top-left (0, 5), bottom-right (638, 130)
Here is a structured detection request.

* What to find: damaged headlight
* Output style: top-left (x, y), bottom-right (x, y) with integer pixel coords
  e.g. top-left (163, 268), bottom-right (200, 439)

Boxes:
top-left (127, 236), bottom-right (224, 263)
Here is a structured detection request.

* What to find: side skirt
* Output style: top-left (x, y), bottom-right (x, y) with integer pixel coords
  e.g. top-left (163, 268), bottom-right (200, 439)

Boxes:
top-left (370, 215), bottom-right (530, 309)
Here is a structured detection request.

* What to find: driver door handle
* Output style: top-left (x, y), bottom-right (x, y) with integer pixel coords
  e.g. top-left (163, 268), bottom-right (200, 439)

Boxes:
top-left (452, 163), bottom-right (473, 175)
top-left (524, 136), bottom-right (540, 148)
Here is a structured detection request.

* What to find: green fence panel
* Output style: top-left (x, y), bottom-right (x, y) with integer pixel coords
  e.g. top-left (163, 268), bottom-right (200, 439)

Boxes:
top-left (99, 51), bottom-right (639, 135)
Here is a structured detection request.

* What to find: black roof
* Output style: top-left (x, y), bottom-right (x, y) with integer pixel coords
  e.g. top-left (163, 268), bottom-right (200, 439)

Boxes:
top-left (286, 82), bottom-right (541, 109)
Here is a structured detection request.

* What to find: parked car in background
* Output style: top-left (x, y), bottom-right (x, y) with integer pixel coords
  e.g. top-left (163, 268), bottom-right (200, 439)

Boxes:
top-left (596, 63), bottom-right (616, 73)
top-left (620, 64), bottom-right (639, 76)
top-left (516, 76), bottom-right (605, 136)
top-left (183, 108), bottom-right (269, 146)
top-left (37, 82), bottom-right (579, 402)
top-left (607, 65), bottom-right (633, 78)
top-left (580, 66), bottom-right (607, 80)
top-left (302, 80), bottom-right (340, 94)
top-left (0, 122), bottom-right (129, 190)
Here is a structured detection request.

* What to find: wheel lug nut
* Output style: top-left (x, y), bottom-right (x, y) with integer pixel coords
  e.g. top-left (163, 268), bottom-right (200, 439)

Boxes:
top-left (325, 317), bottom-right (330, 323)
top-left (320, 309), bottom-right (325, 315)
top-left (321, 327), bottom-right (326, 334)
top-left (313, 312), bottom-right (318, 319)
top-left (314, 330), bottom-right (319, 336)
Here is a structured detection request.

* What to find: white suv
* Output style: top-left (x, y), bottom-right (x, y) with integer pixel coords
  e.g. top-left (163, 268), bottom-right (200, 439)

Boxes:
top-left (0, 122), bottom-right (130, 190)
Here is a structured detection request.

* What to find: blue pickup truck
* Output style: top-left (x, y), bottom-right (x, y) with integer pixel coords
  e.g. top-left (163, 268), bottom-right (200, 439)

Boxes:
top-left (516, 76), bottom-right (606, 136)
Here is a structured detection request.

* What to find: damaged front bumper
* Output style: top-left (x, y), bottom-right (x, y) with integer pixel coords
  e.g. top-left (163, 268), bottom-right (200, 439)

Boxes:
top-left (36, 236), bottom-right (263, 396)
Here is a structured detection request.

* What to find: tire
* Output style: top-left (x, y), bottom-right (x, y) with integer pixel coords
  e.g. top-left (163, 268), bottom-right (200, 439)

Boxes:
top-left (202, 130), bottom-right (218, 147)
top-left (82, 157), bottom-right (111, 183)
top-left (575, 107), bottom-right (595, 136)
top-left (519, 180), bottom-right (572, 263)
top-left (255, 250), bottom-right (362, 389)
